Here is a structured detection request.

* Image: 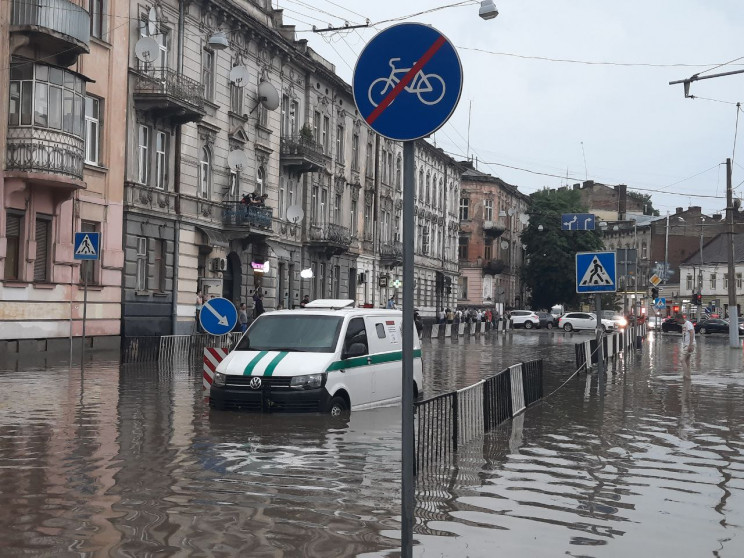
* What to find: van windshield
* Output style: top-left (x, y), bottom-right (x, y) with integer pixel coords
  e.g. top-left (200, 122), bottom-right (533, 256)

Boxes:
top-left (235, 315), bottom-right (343, 353)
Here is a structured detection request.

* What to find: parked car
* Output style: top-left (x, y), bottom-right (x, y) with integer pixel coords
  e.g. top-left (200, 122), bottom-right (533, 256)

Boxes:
top-left (661, 317), bottom-right (682, 333)
top-left (510, 310), bottom-right (541, 329)
top-left (558, 312), bottom-right (613, 332)
top-left (536, 312), bottom-right (557, 329)
top-left (695, 318), bottom-right (744, 335)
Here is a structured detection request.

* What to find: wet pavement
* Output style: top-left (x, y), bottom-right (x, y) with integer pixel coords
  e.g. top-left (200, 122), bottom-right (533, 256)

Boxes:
top-left (0, 331), bottom-right (743, 557)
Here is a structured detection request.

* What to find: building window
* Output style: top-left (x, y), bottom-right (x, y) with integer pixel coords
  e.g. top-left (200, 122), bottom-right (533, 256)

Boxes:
top-left (139, 17), bottom-right (168, 69)
top-left (351, 200), bottom-right (357, 235)
top-left (320, 188), bottom-right (328, 223)
top-left (84, 95), bottom-right (101, 165)
top-left (137, 125), bottom-right (149, 184)
top-left (290, 100), bottom-right (298, 136)
top-left (642, 241), bottom-right (648, 259)
top-left (257, 101), bottom-right (268, 127)
top-left (724, 274), bottom-right (729, 290)
top-left (229, 170), bottom-right (239, 198)
top-left (387, 152), bottom-right (393, 186)
top-left (459, 198), bottom-right (469, 220)
top-left (256, 166), bottom-right (265, 196)
top-left (230, 81), bottom-right (243, 115)
top-left (155, 131), bottom-right (167, 189)
top-left (422, 226), bottom-right (430, 255)
top-left (710, 273), bottom-right (717, 290)
top-left (458, 236), bottom-right (468, 260)
top-left (484, 199), bottom-right (493, 221)
top-left (202, 49), bottom-right (214, 100)
top-left (135, 236), bottom-right (147, 292)
top-left (288, 179), bottom-right (295, 209)
top-left (484, 241), bottom-right (492, 261)
top-left (460, 276), bottom-right (468, 299)
top-left (313, 110), bottom-right (321, 143)
top-left (334, 194), bottom-right (342, 224)
top-left (33, 215), bottom-right (51, 283)
top-left (425, 173), bottom-right (431, 205)
top-left (333, 265), bottom-right (340, 298)
top-left (364, 200), bottom-right (372, 238)
top-left (336, 125), bottom-right (345, 163)
top-left (366, 140), bottom-right (373, 177)
top-left (396, 156), bottom-right (402, 189)
top-left (90, 0), bottom-right (104, 39)
top-left (418, 169), bottom-right (424, 199)
top-left (4, 211), bottom-right (23, 280)
top-left (322, 116), bottom-right (330, 153)
top-left (380, 148), bottom-right (387, 183)
top-left (737, 273), bottom-right (743, 290)
top-left (278, 178), bottom-right (285, 219)
top-left (199, 146), bottom-right (211, 198)
top-left (351, 133), bottom-right (359, 171)
top-left (152, 239), bottom-right (166, 292)
top-left (281, 95), bottom-right (289, 136)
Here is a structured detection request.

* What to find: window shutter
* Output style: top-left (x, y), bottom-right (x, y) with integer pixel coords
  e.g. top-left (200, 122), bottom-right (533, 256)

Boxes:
top-left (34, 219), bottom-right (49, 282)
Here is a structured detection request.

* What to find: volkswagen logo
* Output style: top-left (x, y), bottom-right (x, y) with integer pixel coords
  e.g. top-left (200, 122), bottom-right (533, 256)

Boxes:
top-left (249, 377), bottom-right (262, 390)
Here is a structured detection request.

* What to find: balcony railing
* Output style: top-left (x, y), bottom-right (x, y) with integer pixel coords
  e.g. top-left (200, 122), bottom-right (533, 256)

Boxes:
top-left (483, 259), bottom-right (507, 275)
top-left (380, 240), bottom-right (403, 267)
top-left (309, 223), bottom-right (352, 253)
top-left (222, 202), bottom-right (273, 229)
top-left (11, 0), bottom-right (90, 54)
top-left (133, 67), bottom-right (206, 122)
top-left (280, 135), bottom-right (326, 173)
top-left (483, 220), bottom-right (506, 237)
top-left (5, 125), bottom-right (85, 181)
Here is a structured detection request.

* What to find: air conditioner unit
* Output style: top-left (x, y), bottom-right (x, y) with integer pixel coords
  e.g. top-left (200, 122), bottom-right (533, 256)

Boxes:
top-left (211, 258), bottom-right (227, 272)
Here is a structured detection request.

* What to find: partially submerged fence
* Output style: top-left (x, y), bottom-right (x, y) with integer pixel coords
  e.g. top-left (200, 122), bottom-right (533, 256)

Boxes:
top-left (574, 324), bottom-right (647, 372)
top-left (121, 332), bottom-right (243, 364)
top-left (415, 359), bottom-right (543, 473)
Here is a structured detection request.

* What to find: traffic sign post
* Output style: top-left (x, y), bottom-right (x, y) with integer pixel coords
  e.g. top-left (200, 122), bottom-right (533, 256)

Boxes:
top-left (561, 213), bottom-right (595, 231)
top-left (199, 297), bottom-right (238, 336)
top-left (74, 232), bottom-right (101, 369)
top-left (353, 23), bottom-right (463, 558)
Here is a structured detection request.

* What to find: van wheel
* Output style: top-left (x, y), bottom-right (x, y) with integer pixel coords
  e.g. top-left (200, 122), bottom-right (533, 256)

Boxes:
top-left (563, 323), bottom-right (573, 332)
top-left (329, 396), bottom-right (348, 416)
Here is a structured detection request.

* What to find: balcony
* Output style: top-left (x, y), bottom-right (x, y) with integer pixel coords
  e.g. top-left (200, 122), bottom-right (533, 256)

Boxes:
top-left (222, 202), bottom-right (273, 231)
top-left (380, 240), bottom-right (403, 268)
top-left (5, 125), bottom-right (85, 184)
top-left (133, 68), bottom-right (206, 124)
top-left (280, 135), bottom-right (326, 173)
top-left (483, 220), bottom-right (506, 238)
top-left (483, 259), bottom-right (506, 275)
top-left (309, 223), bottom-right (352, 257)
top-left (10, 0), bottom-right (90, 63)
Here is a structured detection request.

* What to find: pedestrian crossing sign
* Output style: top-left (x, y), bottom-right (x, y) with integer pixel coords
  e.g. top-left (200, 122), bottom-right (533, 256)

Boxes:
top-left (74, 232), bottom-right (100, 260)
top-left (576, 251), bottom-right (616, 293)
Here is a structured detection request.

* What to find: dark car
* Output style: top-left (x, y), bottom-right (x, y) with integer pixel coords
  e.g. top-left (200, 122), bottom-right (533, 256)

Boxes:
top-left (695, 318), bottom-right (744, 335)
top-left (537, 312), bottom-right (557, 329)
top-left (661, 317), bottom-right (682, 333)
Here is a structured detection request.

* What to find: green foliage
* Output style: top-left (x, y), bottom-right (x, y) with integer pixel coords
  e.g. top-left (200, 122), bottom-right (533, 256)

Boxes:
top-left (521, 188), bottom-right (605, 309)
top-left (627, 190), bottom-right (659, 216)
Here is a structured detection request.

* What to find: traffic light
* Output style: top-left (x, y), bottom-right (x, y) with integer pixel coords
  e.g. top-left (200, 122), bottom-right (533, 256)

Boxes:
top-left (651, 287), bottom-right (659, 300)
top-left (693, 293), bottom-right (702, 306)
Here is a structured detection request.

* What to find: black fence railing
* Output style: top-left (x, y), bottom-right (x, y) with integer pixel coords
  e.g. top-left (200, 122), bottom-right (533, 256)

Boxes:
top-left (222, 202), bottom-right (273, 229)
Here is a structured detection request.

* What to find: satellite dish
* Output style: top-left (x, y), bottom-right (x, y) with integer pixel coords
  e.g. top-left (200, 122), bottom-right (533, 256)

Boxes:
top-left (519, 213), bottom-right (529, 225)
top-left (147, 7), bottom-right (158, 35)
top-left (258, 81), bottom-right (280, 111)
top-left (229, 65), bottom-right (249, 87)
top-left (227, 149), bottom-right (248, 172)
top-left (300, 268), bottom-right (314, 279)
top-left (135, 37), bottom-right (159, 64)
top-left (507, 208), bottom-right (515, 216)
top-left (500, 241), bottom-right (509, 250)
top-left (286, 205), bottom-right (304, 223)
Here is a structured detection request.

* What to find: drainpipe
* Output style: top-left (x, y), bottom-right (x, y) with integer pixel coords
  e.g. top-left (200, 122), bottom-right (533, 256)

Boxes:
top-left (171, 0), bottom-right (186, 334)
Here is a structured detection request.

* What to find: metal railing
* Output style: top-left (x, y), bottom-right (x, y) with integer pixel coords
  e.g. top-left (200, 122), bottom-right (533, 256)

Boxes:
top-left (380, 240), bottom-right (403, 261)
top-left (280, 135), bottom-right (326, 167)
top-left (5, 126), bottom-right (85, 180)
top-left (134, 67), bottom-right (205, 110)
top-left (11, 0), bottom-right (90, 46)
top-left (121, 332), bottom-right (243, 364)
top-left (222, 202), bottom-right (273, 229)
top-left (309, 222), bottom-right (352, 247)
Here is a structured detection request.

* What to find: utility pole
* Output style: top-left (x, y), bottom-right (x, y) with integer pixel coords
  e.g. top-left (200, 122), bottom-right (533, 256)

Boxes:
top-left (725, 158), bottom-right (740, 348)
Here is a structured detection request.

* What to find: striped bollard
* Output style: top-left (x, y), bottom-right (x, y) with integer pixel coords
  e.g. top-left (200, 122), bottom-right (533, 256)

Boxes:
top-left (203, 347), bottom-right (229, 395)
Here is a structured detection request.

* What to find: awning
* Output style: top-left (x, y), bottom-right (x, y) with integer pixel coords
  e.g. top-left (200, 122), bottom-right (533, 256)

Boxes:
top-left (195, 226), bottom-right (228, 248)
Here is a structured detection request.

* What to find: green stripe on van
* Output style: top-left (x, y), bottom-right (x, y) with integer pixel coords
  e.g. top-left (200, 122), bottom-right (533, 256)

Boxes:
top-left (263, 352), bottom-right (288, 377)
top-left (326, 348), bottom-right (421, 372)
top-left (243, 351), bottom-right (268, 375)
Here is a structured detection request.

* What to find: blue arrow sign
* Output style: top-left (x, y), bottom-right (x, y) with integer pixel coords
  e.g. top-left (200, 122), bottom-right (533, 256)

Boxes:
top-left (352, 23), bottom-right (463, 141)
top-left (74, 232), bottom-right (100, 260)
top-left (576, 251), bottom-right (616, 293)
top-left (561, 213), bottom-right (595, 231)
top-left (199, 297), bottom-right (238, 336)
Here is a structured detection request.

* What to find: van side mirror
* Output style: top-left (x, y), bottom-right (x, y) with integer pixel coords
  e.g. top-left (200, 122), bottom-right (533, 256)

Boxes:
top-left (344, 343), bottom-right (367, 359)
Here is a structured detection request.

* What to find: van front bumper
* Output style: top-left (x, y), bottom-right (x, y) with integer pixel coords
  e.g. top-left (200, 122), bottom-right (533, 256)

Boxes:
top-left (209, 385), bottom-right (332, 413)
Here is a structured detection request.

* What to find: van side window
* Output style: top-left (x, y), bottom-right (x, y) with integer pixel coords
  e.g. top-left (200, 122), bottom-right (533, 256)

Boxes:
top-left (375, 323), bottom-right (386, 339)
top-left (344, 317), bottom-right (368, 355)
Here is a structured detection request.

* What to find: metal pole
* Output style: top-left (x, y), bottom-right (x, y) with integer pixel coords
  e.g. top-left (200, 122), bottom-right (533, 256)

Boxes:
top-left (664, 212), bottom-right (670, 287)
top-left (401, 140), bottom-right (415, 557)
top-left (725, 158), bottom-right (740, 348)
top-left (81, 270), bottom-right (88, 370)
top-left (595, 293), bottom-right (604, 385)
top-left (699, 227), bottom-right (704, 322)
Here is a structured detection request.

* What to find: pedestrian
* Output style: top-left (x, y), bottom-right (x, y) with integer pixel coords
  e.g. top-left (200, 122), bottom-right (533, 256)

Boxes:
top-left (195, 291), bottom-right (204, 333)
top-left (676, 312), bottom-right (695, 366)
top-left (254, 293), bottom-right (265, 317)
top-left (300, 294), bottom-right (310, 308)
top-left (414, 311), bottom-right (423, 337)
top-left (386, 296), bottom-right (397, 309)
top-left (455, 308), bottom-right (462, 324)
top-left (446, 308), bottom-right (454, 324)
top-left (239, 303), bottom-right (249, 333)
top-left (437, 308), bottom-right (445, 324)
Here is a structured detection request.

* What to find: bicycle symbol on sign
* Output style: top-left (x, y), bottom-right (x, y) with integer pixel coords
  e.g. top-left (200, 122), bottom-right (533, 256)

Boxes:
top-left (368, 58), bottom-right (446, 108)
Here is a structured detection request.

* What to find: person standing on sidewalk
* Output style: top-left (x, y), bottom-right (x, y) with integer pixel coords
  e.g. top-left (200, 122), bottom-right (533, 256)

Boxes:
top-left (676, 313), bottom-right (695, 366)
top-left (239, 303), bottom-right (249, 333)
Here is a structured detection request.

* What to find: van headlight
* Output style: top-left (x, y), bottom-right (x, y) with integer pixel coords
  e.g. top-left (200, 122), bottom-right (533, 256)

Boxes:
top-left (213, 372), bottom-right (226, 387)
top-left (290, 373), bottom-right (325, 389)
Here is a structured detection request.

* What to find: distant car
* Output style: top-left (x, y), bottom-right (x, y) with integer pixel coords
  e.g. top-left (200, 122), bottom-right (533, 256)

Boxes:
top-left (695, 318), bottom-right (744, 335)
top-left (661, 317), bottom-right (682, 333)
top-left (536, 312), bottom-right (557, 329)
top-left (607, 314), bottom-right (628, 329)
top-left (558, 312), bottom-right (613, 332)
top-left (510, 310), bottom-right (540, 329)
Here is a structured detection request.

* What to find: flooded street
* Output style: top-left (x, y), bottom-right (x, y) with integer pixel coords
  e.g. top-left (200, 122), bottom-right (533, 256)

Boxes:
top-left (1, 331), bottom-right (743, 556)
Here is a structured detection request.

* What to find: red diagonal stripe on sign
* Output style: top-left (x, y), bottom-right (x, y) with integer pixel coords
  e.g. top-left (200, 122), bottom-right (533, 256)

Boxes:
top-left (203, 371), bottom-right (214, 384)
top-left (365, 34), bottom-right (447, 126)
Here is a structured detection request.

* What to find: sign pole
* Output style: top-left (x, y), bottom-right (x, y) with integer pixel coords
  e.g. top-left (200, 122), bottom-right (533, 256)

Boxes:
top-left (401, 140), bottom-right (415, 558)
top-left (595, 293), bottom-right (604, 385)
top-left (81, 270), bottom-right (88, 371)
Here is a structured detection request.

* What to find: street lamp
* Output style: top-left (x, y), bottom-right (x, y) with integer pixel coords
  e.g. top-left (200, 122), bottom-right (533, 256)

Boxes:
top-left (208, 30), bottom-right (229, 50)
top-left (479, 0), bottom-right (499, 20)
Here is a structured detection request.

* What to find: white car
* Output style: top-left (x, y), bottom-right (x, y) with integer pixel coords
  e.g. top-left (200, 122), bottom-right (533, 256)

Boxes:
top-left (209, 300), bottom-right (423, 415)
top-left (558, 312), bottom-right (614, 332)
top-left (509, 310), bottom-right (541, 329)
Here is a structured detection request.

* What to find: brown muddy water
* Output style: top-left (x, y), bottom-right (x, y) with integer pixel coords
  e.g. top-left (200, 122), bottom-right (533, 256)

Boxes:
top-left (0, 331), bottom-right (742, 557)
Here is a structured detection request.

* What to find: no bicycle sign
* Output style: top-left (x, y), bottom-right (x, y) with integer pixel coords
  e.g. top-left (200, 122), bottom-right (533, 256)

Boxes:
top-left (352, 23), bottom-right (463, 141)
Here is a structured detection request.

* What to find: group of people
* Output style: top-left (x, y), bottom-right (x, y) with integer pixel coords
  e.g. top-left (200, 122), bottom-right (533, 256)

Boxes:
top-left (436, 307), bottom-right (503, 326)
top-left (240, 191), bottom-right (269, 207)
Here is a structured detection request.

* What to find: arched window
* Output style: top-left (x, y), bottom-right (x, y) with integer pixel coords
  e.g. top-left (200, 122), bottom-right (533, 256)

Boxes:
top-left (439, 178), bottom-right (444, 209)
top-left (199, 146), bottom-right (211, 198)
top-left (257, 166), bottom-right (265, 195)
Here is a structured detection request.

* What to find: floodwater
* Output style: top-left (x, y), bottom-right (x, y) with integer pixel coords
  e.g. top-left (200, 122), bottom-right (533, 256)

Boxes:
top-left (0, 331), bottom-right (743, 557)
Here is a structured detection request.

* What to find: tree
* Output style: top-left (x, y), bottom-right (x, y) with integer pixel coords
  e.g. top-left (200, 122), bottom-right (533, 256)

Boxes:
top-left (521, 188), bottom-right (604, 309)
top-left (627, 191), bottom-right (659, 216)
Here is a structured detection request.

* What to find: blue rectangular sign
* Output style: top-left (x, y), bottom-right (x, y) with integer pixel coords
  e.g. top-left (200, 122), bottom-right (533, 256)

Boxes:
top-left (576, 251), bottom-right (616, 293)
top-left (74, 232), bottom-right (100, 260)
top-left (562, 213), bottom-right (596, 231)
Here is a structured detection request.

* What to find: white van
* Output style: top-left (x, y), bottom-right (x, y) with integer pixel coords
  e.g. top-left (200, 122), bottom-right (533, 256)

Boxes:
top-left (209, 300), bottom-right (424, 415)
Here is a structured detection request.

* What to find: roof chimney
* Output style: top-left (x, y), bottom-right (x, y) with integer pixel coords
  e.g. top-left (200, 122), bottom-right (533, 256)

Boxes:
top-left (676, 207), bottom-right (683, 214)
top-left (617, 184), bottom-right (627, 221)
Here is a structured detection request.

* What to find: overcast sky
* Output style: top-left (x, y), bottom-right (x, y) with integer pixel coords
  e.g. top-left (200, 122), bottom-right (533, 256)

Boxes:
top-left (279, 0), bottom-right (744, 217)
